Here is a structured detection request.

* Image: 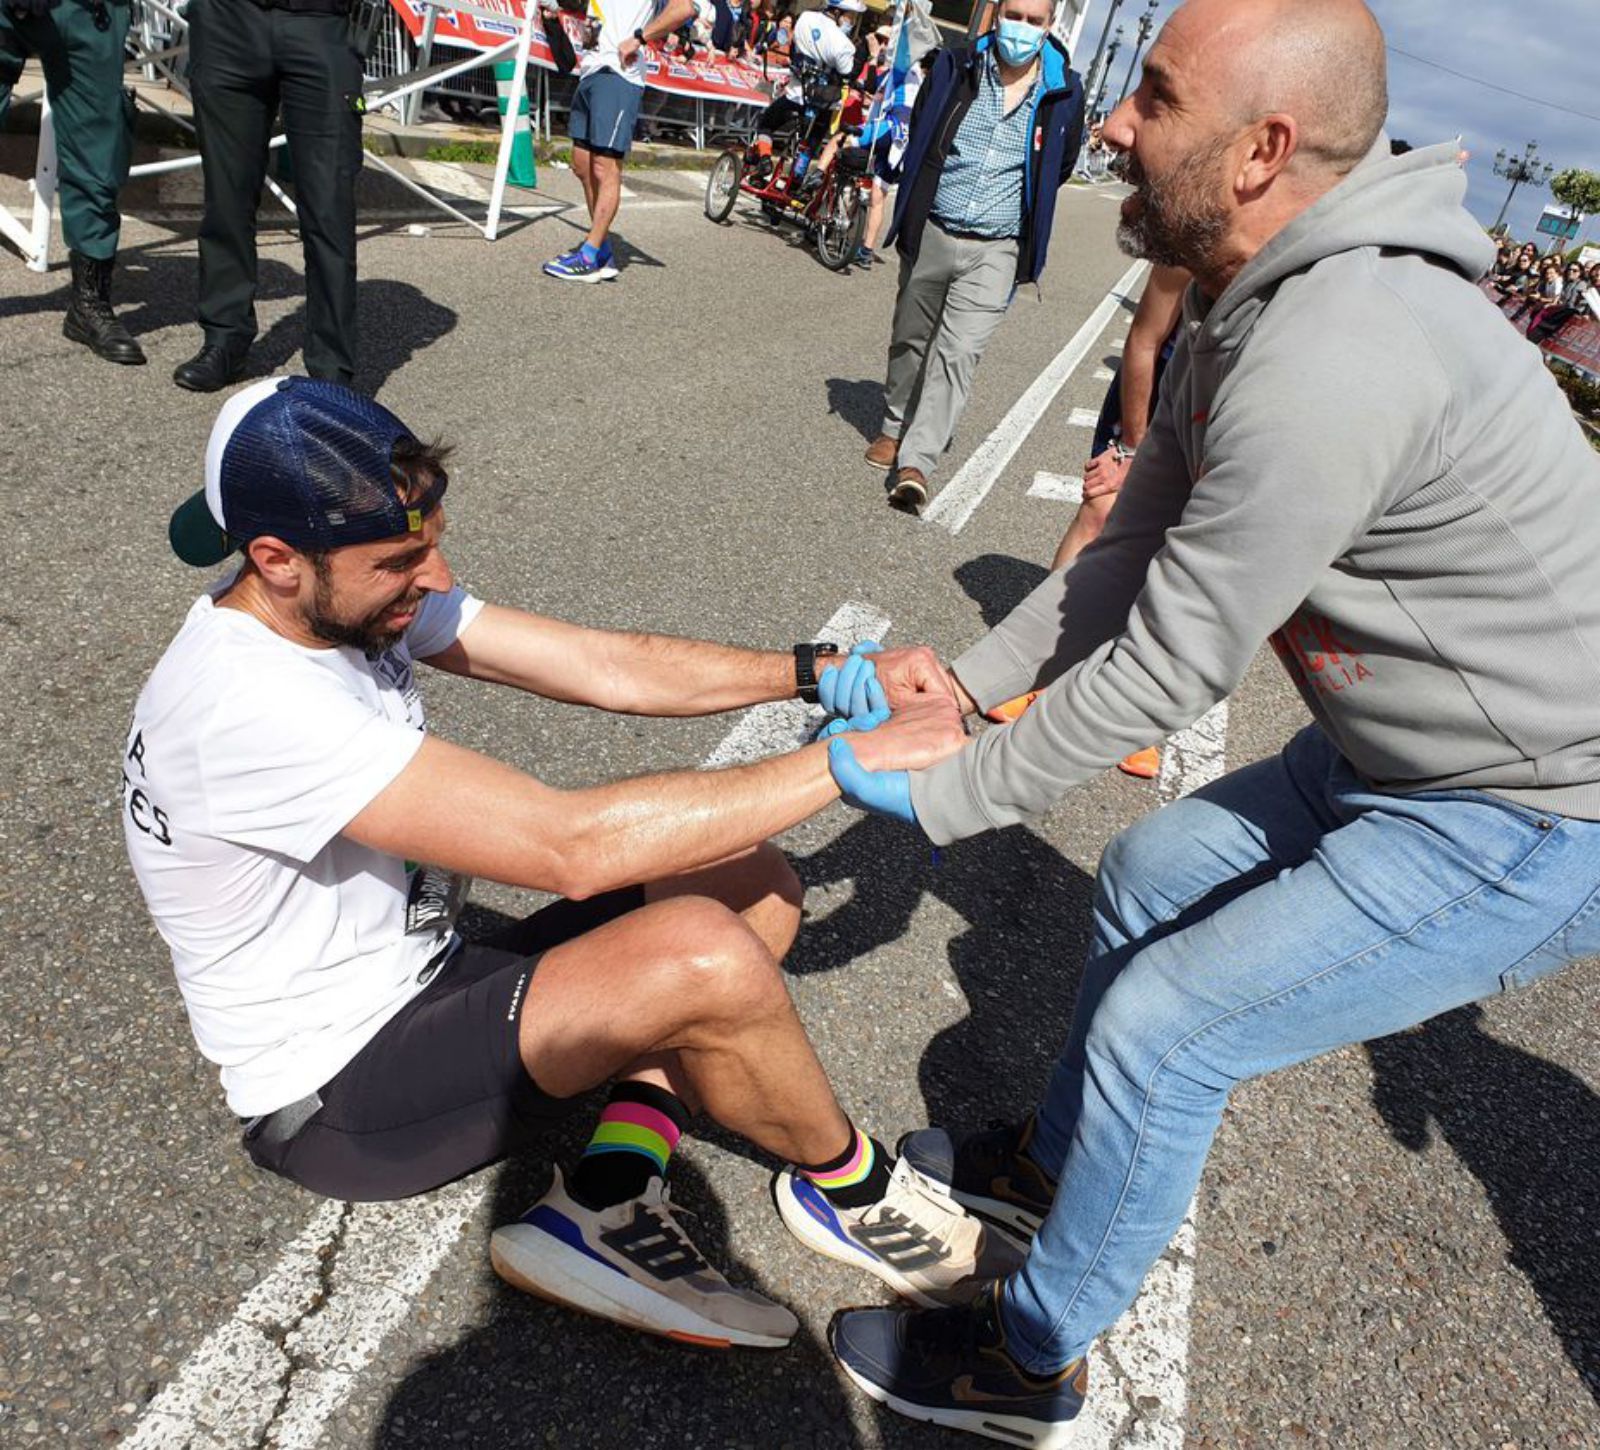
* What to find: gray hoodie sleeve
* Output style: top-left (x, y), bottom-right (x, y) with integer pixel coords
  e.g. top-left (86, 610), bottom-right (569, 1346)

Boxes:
top-left (910, 290), bottom-right (1447, 844)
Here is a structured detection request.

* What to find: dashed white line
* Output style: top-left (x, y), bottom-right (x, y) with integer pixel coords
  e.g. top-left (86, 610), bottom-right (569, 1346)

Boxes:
top-left (1028, 471), bottom-right (1084, 502)
top-left (1092, 366), bottom-right (1116, 382)
top-left (121, 600), bottom-right (892, 1450)
top-left (923, 259), bottom-right (1149, 535)
top-left (1067, 407), bottom-right (1103, 429)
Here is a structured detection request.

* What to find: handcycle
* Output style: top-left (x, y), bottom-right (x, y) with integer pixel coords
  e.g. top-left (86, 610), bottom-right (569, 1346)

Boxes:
top-left (702, 88), bottom-right (873, 272)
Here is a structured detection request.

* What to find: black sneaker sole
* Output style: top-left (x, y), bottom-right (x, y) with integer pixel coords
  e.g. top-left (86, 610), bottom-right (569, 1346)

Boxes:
top-left (835, 1351), bottom-right (1079, 1448)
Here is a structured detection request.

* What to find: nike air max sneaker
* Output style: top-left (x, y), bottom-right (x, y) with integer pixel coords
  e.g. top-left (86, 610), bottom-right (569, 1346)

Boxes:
top-left (830, 1282), bottom-right (1088, 1448)
top-left (774, 1156), bottom-right (1023, 1307)
top-left (897, 1116), bottom-right (1055, 1246)
top-left (491, 1168), bottom-right (797, 1348)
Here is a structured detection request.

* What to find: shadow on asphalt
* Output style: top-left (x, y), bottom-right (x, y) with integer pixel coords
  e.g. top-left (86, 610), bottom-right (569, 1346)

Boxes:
top-left (790, 814), bottom-right (1095, 1135)
top-left (954, 552), bottom-right (1051, 629)
top-left (1367, 1004), bottom-right (1600, 1406)
top-left (0, 227), bottom-right (457, 397)
top-left (825, 376), bottom-right (886, 444)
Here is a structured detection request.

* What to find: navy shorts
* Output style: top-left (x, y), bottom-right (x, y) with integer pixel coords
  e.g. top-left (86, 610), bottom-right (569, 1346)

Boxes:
top-left (570, 68), bottom-right (644, 157)
top-left (242, 888), bottom-right (647, 1202)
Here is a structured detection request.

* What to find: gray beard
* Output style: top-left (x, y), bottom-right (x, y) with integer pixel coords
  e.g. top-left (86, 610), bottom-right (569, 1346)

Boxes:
top-left (1116, 138), bottom-right (1233, 272)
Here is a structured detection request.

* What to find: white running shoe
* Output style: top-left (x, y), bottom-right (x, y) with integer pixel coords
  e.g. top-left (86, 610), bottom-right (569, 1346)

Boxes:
top-left (773, 1156), bottom-right (1025, 1308)
top-left (491, 1169), bottom-right (798, 1349)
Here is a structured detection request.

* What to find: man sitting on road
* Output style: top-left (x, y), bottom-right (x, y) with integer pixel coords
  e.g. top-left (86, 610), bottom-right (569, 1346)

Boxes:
top-left (810, 0), bottom-right (1600, 1439)
top-left (543, 0), bottom-right (696, 282)
top-left (864, 0), bottom-right (1085, 514)
top-left (122, 377), bottom-right (1017, 1349)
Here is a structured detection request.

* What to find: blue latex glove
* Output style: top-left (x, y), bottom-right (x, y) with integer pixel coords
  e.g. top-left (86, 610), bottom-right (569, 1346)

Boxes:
top-left (816, 705), bottom-right (890, 740)
top-left (818, 640), bottom-right (884, 720)
top-left (827, 735), bottom-right (916, 824)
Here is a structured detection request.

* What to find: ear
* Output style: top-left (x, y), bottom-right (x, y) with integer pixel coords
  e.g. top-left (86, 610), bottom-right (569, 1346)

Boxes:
top-left (245, 534), bottom-right (308, 590)
top-left (1236, 113), bottom-right (1297, 197)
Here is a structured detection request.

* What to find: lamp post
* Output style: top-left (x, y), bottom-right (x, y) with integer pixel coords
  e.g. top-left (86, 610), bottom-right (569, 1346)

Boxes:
top-left (1113, 0), bottom-right (1158, 111)
top-left (1091, 25), bottom-right (1123, 115)
top-left (1492, 141), bottom-right (1553, 234)
top-left (1082, 0), bottom-right (1126, 121)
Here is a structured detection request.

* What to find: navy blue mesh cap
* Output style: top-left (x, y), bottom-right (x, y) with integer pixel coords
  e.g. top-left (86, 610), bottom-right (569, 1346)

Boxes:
top-left (169, 377), bottom-right (448, 567)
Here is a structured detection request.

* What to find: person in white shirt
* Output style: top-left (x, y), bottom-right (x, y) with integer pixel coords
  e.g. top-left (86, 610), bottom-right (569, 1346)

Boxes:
top-left (125, 377), bottom-right (1018, 1351)
top-left (751, 0), bottom-right (862, 174)
top-left (542, 0), bottom-right (697, 282)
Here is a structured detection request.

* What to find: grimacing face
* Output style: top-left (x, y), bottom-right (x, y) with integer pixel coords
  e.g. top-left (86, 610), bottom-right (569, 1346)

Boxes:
top-left (303, 508), bottom-right (453, 656)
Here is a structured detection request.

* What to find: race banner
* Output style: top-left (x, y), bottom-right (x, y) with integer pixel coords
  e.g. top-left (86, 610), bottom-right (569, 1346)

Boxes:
top-left (387, 0), bottom-right (784, 106)
top-left (1480, 279), bottom-right (1600, 377)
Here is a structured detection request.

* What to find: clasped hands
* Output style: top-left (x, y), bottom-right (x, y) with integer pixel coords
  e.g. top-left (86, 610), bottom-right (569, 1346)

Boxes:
top-left (814, 642), bottom-right (968, 826)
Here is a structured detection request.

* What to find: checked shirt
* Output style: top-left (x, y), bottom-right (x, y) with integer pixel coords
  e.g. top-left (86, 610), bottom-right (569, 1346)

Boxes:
top-left (930, 49), bottom-right (1039, 240)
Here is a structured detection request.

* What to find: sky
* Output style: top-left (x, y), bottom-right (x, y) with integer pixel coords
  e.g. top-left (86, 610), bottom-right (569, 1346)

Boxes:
top-left (1073, 0), bottom-right (1600, 249)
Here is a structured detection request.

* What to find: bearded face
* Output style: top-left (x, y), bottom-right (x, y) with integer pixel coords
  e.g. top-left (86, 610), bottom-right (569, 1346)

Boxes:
top-left (1116, 132), bottom-right (1236, 272)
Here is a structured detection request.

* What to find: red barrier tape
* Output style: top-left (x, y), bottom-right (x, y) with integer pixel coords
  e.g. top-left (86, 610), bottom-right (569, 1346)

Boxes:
top-left (387, 0), bottom-right (782, 106)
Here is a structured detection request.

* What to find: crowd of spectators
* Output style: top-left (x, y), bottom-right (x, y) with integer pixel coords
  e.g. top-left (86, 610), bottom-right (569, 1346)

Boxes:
top-left (1489, 240), bottom-right (1600, 338)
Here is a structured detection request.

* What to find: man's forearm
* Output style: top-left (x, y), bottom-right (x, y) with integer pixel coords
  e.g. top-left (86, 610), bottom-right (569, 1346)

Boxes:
top-left (643, 0), bottom-right (695, 42)
top-left (559, 742), bottom-right (841, 897)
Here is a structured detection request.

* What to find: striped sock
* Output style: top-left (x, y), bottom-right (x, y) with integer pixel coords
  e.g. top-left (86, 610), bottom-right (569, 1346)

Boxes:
top-left (799, 1123), bottom-right (892, 1209)
top-left (568, 1081), bottom-right (689, 1210)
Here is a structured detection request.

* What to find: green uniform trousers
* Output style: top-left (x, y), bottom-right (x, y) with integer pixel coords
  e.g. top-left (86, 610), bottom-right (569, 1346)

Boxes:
top-left (0, 0), bottom-right (133, 259)
top-left (187, 0), bottom-right (363, 382)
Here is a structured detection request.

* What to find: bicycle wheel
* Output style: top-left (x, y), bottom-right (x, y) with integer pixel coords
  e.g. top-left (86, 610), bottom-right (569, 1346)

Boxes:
top-left (704, 150), bottom-right (743, 223)
top-left (814, 179), bottom-right (866, 272)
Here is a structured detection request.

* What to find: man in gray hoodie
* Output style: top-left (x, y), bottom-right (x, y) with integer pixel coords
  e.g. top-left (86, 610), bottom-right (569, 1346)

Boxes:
top-left (817, 0), bottom-right (1600, 1439)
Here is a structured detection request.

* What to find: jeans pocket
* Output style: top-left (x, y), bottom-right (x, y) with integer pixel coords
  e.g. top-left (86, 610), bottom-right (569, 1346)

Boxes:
top-left (1500, 881), bottom-right (1600, 992)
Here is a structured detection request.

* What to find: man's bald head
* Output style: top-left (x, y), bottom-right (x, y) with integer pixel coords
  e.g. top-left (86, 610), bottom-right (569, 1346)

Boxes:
top-left (1174, 0), bottom-right (1388, 177)
top-left (1233, 0), bottom-right (1387, 174)
top-left (1105, 0), bottom-right (1390, 288)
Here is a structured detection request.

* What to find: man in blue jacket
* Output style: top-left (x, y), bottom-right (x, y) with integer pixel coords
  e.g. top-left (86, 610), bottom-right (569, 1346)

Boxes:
top-left (864, 0), bottom-right (1084, 513)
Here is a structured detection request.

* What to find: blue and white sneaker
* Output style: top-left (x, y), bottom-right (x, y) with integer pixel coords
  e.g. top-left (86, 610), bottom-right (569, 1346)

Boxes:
top-left (491, 1168), bottom-right (797, 1348)
top-left (830, 1282), bottom-right (1089, 1449)
top-left (542, 243), bottom-right (618, 282)
top-left (774, 1156), bottom-right (1023, 1308)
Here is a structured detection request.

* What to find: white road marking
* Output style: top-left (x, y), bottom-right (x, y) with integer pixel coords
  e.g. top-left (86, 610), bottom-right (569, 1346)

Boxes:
top-left (923, 260), bottom-right (1149, 534)
top-left (1076, 701), bottom-right (1228, 1446)
top-left (1110, 337), bottom-right (1125, 351)
top-left (1093, 366), bottom-right (1116, 382)
top-left (121, 601), bottom-right (892, 1450)
top-left (706, 602), bottom-right (892, 769)
top-left (1067, 407), bottom-right (1103, 429)
top-left (1028, 471), bottom-right (1084, 503)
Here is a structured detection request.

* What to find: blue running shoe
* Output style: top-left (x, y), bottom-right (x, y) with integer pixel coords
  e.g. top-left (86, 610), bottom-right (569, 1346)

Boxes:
top-left (542, 245), bottom-right (619, 283)
top-left (830, 1283), bottom-right (1088, 1448)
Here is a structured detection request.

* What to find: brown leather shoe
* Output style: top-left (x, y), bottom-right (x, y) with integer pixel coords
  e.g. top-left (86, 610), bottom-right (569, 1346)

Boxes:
top-left (864, 434), bottom-right (899, 470)
top-left (888, 467), bottom-right (928, 514)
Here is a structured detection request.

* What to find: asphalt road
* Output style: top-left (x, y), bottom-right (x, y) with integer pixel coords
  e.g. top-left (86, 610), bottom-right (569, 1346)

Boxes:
top-left (1, 141), bottom-right (1597, 1450)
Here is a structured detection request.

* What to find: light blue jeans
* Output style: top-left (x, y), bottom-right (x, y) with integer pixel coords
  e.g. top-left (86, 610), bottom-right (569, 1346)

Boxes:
top-left (1001, 725), bottom-right (1600, 1373)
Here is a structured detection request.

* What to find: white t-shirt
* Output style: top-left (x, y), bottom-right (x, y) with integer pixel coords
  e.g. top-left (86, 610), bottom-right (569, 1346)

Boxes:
top-left (784, 10), bottom-right (856, 100)
top-left (122, 582), bottom-right (484, 1116)
top-left (580, 0), bottom-right (665, 85)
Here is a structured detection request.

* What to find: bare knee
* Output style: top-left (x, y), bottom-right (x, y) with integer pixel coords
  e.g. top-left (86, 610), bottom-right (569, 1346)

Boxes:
top-left (647, 896), bottom-right (788, 1026)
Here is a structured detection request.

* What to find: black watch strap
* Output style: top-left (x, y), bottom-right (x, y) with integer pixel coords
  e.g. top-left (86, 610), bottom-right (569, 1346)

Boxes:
top-left (794, 641), bottom-right (840, 703)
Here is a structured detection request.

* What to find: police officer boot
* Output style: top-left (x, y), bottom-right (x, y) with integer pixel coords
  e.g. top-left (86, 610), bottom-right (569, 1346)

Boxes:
top-left (63, 252), bottom-right (147, 366)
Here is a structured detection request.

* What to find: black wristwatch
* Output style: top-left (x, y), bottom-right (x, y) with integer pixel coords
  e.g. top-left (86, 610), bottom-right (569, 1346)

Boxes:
top-left (633, 26), bottom-right (646, 41)
top-left (793, 642), bottom-right (840, 703)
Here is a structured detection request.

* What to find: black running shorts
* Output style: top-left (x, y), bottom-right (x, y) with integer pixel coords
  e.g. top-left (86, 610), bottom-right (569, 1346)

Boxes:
top-left (243, 888), bottom-right (646, 1203)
